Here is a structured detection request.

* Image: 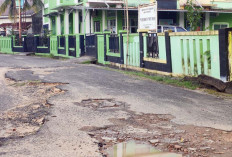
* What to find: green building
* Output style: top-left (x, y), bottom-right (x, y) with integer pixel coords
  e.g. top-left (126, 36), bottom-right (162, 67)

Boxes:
top-left (42, 0), bottom-right (232, 35)
top-left (42, 0), bottom-right (151, 35)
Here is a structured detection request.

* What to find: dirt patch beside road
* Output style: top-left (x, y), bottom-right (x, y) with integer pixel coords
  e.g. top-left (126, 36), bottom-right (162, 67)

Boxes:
top-left (0, 78), bottom-right (65, 147)
top-left (79, 99), bottom-right (232, 157)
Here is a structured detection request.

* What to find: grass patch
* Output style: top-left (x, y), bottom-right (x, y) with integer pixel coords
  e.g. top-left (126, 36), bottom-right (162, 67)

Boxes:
top-left (103, 67), bottom-right (200, 90)
top-left (34, 53), bottom-right (70, 60)
top-left (81, 61), bottom-right (93, 64)
top-left (203, 89), bottom-right (232, 99)
top-left (11, 82), bottom-right (27, 87)
top-left (0, 52), bottom-right (19, 55)
top-left (35, 53), bottom-right (55, 59)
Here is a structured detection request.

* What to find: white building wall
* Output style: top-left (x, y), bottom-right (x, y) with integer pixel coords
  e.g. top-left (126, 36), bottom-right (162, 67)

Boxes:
top-left (57, 15), bottom-right (61, 35)
top-left (64, 10), bottom-right (69, 34)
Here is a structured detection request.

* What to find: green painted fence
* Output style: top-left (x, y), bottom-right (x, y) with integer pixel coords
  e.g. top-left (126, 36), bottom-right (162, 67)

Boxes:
top-left (50, 34), bottom-right (84, 58)
top-left (75, 34), bottom-right (85, 58)
top-left (123, 34), bottom-right (140, 67)
top-left (170, 31), bottom-right (220, 79)
top-left (157, 35), bottom-right (167, 61)
top-left (97, 35), bottom-right (105, 64)
top-left (50, 36), bottom-right (58, 55)
top-left (0, 37), bottom-right (12, 53)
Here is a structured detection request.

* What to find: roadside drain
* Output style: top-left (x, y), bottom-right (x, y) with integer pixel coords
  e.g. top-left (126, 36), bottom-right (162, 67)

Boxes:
top-left (78, 99), bottom-right (232, 157)
top-left (107, 141), bottom-right (182, 157)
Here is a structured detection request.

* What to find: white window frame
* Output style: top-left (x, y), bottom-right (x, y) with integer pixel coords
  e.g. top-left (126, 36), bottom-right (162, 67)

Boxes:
top-left (213, 22), bottom-right (229, 30)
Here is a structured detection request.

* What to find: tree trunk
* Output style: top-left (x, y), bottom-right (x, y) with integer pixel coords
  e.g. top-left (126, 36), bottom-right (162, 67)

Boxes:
top-left (198, 74), bottom-right (227, 92)
top-left (225, 82), bottom-right (232, 94)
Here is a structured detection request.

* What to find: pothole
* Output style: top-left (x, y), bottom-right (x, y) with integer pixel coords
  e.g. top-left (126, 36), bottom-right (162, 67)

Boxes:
top-left (79, 99), bottom-right (232, 157)
top-left (75, 99), bottom-right (129, 110)
top-left (0, 79), bottom-right (66, 146)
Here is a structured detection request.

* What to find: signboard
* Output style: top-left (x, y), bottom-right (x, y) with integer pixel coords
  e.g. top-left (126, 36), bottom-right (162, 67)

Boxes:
top-left (138, 2), bottom-right (158, 32)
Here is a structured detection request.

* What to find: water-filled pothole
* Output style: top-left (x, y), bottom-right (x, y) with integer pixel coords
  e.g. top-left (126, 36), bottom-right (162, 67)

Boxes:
top-left (106, 141), bottom-right (182, 157)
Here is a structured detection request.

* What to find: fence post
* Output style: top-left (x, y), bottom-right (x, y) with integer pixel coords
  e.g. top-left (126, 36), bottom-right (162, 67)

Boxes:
top-left (139, 32), bottom-right (144, 68)
top-left (95, 34), bottom-right (98, 59)
top-left (22, 35), bottom-right (27, 52)
top-left (119, 30), bottom-right (127, 64)
top-left (218, 29), bottom-right (229, 81)
top-left (11, 36), bottom-right (14, 52)
top-left (120, 33), bottom-right (124, 64)
top-left (165, 32), bottom-right (172, 73)
top-left (34, 35), bottom-right (39, 53)
top-left (48, 37), bottom-right (50, 52)
top-left (104, 33), bottom-right (107, 62)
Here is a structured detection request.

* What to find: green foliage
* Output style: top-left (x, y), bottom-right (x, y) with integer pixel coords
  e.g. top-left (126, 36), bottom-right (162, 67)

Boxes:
top-left (185, 0), bottom-right (203, 31)
top-left (14, 34), bottom-right (23, 46)
top-left (42, 29), bottom-right (51, 47)
top-left (204, 50), bottom-right (211, 69)
top-left (25, 0), bottom-right (44, 13)
top-left (0, 0), bottom-right (17, 20)
top-left (0, 0), bottom-right (43, 20)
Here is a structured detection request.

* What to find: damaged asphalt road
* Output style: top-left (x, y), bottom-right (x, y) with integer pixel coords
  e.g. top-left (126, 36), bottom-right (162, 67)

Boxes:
top-left (0, 54), bottom-right (232, 157)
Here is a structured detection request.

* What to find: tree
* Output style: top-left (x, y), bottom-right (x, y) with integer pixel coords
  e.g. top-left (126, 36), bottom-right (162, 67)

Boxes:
top-left (185, 0), bottom-right (203, 31)
top-left (0, 0), bottom-right (43, 41)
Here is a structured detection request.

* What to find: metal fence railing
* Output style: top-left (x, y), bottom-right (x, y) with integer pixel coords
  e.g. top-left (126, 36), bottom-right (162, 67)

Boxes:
top-left (109, 35), bottom-right (119, 53)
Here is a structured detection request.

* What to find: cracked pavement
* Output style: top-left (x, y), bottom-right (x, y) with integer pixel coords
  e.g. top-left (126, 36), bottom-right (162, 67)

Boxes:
top-left (0, 54), bottom-right (232, 157)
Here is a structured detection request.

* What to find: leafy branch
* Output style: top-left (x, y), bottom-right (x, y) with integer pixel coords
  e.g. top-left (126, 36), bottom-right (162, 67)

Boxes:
top-left (185, 0), bottom-right (203, 31)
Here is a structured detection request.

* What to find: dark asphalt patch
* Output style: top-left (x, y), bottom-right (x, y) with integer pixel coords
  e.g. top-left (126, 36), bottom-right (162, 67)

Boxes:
top-left (5, 70), bottom-right (41, 82)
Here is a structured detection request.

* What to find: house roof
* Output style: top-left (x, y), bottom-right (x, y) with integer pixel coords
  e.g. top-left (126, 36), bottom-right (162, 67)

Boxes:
top-left (0, 22), bottom-right (32, 29)
top-left (0, 0), bottom-right (35, 17)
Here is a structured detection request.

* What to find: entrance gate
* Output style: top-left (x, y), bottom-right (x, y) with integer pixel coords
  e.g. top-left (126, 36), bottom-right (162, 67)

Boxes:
top-left (68, 35), bottom-right (76, 57)
top-left (25, 36), bottom-right (36, 52)
top-left (85, 34), bottom-right (97, 57)
top-left (79, 35), bottom-right (85, 56)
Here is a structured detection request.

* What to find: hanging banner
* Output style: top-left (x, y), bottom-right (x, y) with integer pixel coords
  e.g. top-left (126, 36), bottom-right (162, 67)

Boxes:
top-left (138, 2), bottom-right (158, 32)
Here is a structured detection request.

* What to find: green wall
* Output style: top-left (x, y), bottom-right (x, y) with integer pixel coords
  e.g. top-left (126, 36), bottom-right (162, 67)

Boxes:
top-left (51, 16), bottom-right (56, 35)
top-left (128, 0), bottom-right (150, 7)
top-left (117, 11), bottom-right (123, 33)
top-left (210, 13), bottom-right (232, 30)
top-left (69, 13), bottom-right (74, 34)
top-left (93, 10), bottom-right (103, 32)
top-left (211, 1), bottom-right (232, 9)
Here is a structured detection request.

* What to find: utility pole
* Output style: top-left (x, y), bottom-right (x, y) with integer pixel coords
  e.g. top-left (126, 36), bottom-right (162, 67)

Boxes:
top-left (19, 0), bottom-right (22, 45)
top-left (125, 0), bottom-right (129, 68)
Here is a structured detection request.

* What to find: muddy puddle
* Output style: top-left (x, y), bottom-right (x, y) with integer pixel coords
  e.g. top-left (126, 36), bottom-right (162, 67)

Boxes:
top-left (107, 141), bottom-right (182, 157)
